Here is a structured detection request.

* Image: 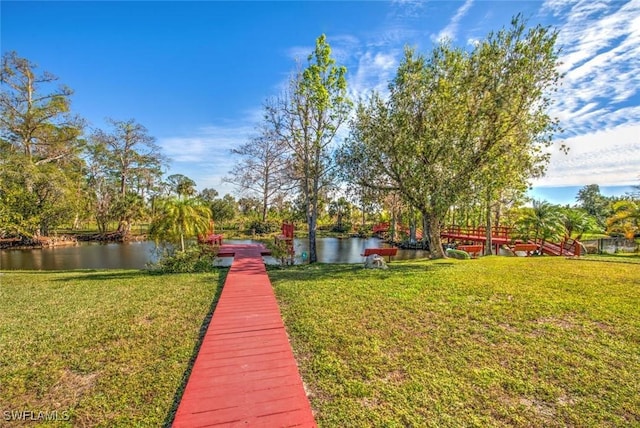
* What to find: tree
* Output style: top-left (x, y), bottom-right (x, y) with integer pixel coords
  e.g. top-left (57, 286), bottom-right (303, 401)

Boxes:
top-left (199, 188), bottom-right (219, 202)
top-left (0, 52), bottom-right (86, 238)
top-left (336, 139), bottom-right (385, 229)
top-left (0, 51), bottom-right (84, 164)
top-left (328, 196), bottom-right (352, 232)
top-left (342, 16), bottom-right (560, 258)
top-left (607, 200), bottom-right (640, 239)
top-left (516, 200), bottom-right (566, 249)
top-left (273, 34), bottom-right (351, 263)
top-left (576, 184), bottom-right (610, 228)
top-left (561, 207), bottom-right (600, 240)
top-left (88, 118), bottom-right (165, 235)
top-left (149, 197), bottom-right (211, 252)
top-left (226, 99), bottom-right (290, 221)
top-left (166, 174), bottom-right (196, 198)
top-left (210, 194), bottom-right (237, 225)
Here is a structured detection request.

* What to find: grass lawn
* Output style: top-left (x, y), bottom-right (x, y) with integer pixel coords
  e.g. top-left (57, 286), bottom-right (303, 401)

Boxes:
top-left (270, 257), bottom-right (640, 427)
top-left (0, 270), bottom-right (225, 427)
top-left (581, 253), bottom-right (640, 264)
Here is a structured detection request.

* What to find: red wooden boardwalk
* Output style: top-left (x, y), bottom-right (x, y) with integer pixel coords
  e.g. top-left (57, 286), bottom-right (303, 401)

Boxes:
top-left (173, 244), bottom-right (316, 428)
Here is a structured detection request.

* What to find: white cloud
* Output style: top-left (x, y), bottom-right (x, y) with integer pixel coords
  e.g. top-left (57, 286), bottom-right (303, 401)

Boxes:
top-left (549, 0), bottom-right (640, 134)
top-left (158, 122), bottom-right (255, 193)
top-left (348, 50), bottom-right (399, 100)
top-left (431, 0), bottom-right (474, 43)
top-left (286, 45), bottom-right (313, 62)
top-left (533, 123), bottom-right (640, 187)
top-left (389, 0), bottom-right (427, 19)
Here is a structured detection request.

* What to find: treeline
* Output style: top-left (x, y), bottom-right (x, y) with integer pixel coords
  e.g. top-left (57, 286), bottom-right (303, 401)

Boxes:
top-left (0, 52), bottom-right (167, 243)
top-left (2, 16), bottom-right (638, 259)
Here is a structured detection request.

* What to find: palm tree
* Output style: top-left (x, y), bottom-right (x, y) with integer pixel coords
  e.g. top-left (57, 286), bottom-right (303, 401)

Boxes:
top-left (516, 200), bottom-right (566, 249)
top-left (562, 208), bottom-right (601, 240)
top-left (607, 200), bottom-right (640, 239)
top-left (149, 197), bottom-right (211, 252)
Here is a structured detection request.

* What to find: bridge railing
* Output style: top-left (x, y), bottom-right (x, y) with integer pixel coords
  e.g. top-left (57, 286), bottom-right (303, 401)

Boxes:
top-left (442, 225), bottom-right (514, 240)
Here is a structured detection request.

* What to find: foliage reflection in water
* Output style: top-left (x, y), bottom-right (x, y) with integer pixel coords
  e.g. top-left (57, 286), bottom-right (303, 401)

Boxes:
top-left (0, 238), bottom-right (429, 270)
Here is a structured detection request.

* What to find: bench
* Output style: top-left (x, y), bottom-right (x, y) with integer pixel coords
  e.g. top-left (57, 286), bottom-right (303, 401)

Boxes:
top-left (198, 233), bottom-right (223, 246)
top-left (457, 244), bottom-right (483, 258)
top-left (513, 243), bottom-right (538, 256)
top-left (361, 248), bottom-right (398, 262)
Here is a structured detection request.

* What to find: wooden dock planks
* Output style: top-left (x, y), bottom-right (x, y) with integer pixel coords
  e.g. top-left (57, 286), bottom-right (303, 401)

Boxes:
top-left (173, 244), bottom-right (316, 428)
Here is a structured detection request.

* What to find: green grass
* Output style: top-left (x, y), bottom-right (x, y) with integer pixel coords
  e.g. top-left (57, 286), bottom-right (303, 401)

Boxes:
top-left (270, 257), bottom-right (640, 427)
top-left (0, 269), bottom-right (225, 427)
top-left (2, 258), bottom-right (638, 427)
top-left (581, 253), bottom-right (640, 264)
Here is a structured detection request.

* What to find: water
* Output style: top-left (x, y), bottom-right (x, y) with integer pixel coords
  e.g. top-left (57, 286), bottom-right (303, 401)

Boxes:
top-left (0, 241), bottom-right (158, 270)
top-left (0, 238), bottom-right (430, 270)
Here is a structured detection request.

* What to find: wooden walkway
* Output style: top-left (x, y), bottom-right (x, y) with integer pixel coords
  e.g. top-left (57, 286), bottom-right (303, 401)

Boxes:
top-left (173, 244), bottom-right (316, 427)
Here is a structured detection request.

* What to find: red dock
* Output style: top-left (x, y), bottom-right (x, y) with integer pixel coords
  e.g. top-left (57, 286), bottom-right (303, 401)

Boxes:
top-left (173, 244), bottom-right (316, 427)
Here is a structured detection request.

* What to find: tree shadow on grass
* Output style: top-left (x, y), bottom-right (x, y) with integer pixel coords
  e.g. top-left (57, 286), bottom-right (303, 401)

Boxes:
top-left (267, 261), bottom-right (456, 284)
top-left (51, 270), bottom-right (149, 282)
top-left (162, 269), bottom-right (228, 428)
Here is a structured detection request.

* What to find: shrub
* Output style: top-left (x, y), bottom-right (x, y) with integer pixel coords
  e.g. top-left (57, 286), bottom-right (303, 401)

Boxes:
top-left (246, 220), bottom-right (278, 235)
top-left (150, 244), bottom-right (219, 273)
top-left (331, 222), bottom-right (352, 233)
top-left (446, 248), bottom-right (471, 260)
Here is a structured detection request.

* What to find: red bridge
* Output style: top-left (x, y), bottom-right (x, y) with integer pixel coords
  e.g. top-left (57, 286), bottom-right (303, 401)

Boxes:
top-left (373, 223), bottom-right (580, 256)
top-left (441, 225), bottom-right (581, 256)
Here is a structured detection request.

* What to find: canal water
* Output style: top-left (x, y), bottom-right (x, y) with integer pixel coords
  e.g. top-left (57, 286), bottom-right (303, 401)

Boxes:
top-left (0, 238), bottom-right (429, 270)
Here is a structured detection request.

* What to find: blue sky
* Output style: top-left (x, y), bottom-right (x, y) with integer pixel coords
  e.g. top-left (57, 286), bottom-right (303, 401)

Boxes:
top-left (2, 0), bottom-right (638, 205)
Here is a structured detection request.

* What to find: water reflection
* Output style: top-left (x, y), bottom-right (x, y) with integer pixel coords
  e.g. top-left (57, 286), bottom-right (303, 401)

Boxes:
top-left (0, 238), bottom-right (429, 270)
top-left (0, 241), bottom-right (158, 270)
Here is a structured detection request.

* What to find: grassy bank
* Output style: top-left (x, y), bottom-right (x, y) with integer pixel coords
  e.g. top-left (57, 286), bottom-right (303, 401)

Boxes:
top-left (271, 257), bottom-right (640, 427)
top-left (2, 257), bottom-right (638, 427)
top-left (0, 270), bottom-right (225, 427)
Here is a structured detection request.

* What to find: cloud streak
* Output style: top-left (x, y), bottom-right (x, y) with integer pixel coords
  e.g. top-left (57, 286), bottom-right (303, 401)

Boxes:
top-left (431, 0), bottom-right (474, 43)
top-left (535, 0), bottom-right (640, 188)
top-left (534, 123), bottom-right (640, 187)
top-left (547, 0), bottom-right (640, 135)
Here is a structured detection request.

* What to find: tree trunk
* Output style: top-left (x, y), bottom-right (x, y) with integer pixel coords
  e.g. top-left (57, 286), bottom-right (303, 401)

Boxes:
top-left (421, 212), bottom-right (431, 249)
top-left (262, 191), bottom-right (268, 222)
top-left (361, 203), bottom-right (366, 228)
top-left (427, 214), bottom-right (446, 259)
top-left (485, 193), bottom-right (493, 256)
top-left (308, 210), bottom-right (317, 263)
top-left (117, 220), bottom-right (131, 237)
top-left (390, 208), bottom-right (397, 242)
top-left (409, 210), bottom-right (417, 243)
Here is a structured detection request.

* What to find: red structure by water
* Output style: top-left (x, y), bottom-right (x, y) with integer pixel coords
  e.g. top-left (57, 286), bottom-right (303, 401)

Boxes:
top-left (373, 223), bottom-right (581, 256)
top-left (172, 244), bottom-right (316, 426)
top-left (274, 222), bottom-right (295, 264)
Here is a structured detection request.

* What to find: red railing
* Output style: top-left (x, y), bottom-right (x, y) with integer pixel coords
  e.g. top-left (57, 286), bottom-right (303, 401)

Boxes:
top-left (442, 225), bottom-right (514, 241)
top-left (373, 222), bottom-right (390, 233)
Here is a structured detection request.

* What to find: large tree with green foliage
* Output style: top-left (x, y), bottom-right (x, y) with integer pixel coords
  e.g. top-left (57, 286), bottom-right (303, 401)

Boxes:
top-left (341, 16), bottom-right (560, 258)
top-left (166, 174), bottom-right (196, 199)
top-left (88, 118), bottom-right (165, 235)
top-left (576, 184), bottom-right (610, 228)
top-left (0, 52), bottom-right (86, 238)
top-left (272, 34), bottom-right (351, 263)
